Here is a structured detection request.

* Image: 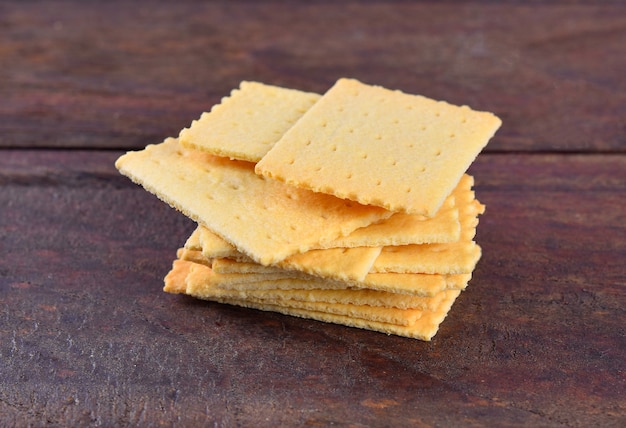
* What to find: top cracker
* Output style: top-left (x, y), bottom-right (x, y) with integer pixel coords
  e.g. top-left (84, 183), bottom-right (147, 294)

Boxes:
top-left (180, 81), bottom-right (320, 162)
top-left (256, 78), bottom-right (501, 216)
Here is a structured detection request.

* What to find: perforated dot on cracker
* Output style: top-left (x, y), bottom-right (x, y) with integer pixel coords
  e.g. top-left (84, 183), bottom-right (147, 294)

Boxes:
top-left (255, 78), bottom-right (501, 216)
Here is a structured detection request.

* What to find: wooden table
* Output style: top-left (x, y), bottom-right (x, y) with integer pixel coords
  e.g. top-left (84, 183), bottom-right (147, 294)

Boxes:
top-left (1, 1), bottom-right (624, 426)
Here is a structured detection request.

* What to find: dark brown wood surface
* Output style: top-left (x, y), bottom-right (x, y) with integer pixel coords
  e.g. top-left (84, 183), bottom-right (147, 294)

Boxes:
top-left (1, 1), bottom-right (624, 427)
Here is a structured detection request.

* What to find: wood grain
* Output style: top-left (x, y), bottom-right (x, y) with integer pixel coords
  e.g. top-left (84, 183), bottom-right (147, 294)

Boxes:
top-left (1, 151), bottom-right (624, 426)
top-left (1, 1), bottom-right (625, 151)
top-left (1, 0), bottom-right (625, 426)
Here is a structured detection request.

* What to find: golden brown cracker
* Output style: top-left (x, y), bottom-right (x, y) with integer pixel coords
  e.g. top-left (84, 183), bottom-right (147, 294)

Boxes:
top-left (256, 78), bottom-right (500, 216)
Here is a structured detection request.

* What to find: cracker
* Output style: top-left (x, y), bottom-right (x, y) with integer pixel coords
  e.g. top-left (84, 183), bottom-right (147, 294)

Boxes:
top-left (196, 226), bottom-right (381, 282)
top-left (216, 277), bottom-right (346, 292)
top-left (356, 272), bottom-right (471, 296)
top-left (318, 192), bottom-right (459, 248)
top-left (163, 259), bottom-right (188, 294)
top-left (256, 78), bottom-right (501, 216)
top-left (278, 246), bottom-right (382, 282)
top-left (177, 248), bottom-right (212, 267)
top-left (179, 81), bottom-right (320, 162)
top-left (183, 228), bottom-right (202, 251)
top-left (212, 246), bottom-right (381, 283)
top-left (212, 258), bottom-right (286, 274)
top-left (115, 138), bottom-right (391, 265)
top-left (371, 241), bottom-right (482, 274)
top-left (197, 226), bottom-right (246, 261)
top-left (209, 268), bottom-right (316, 286)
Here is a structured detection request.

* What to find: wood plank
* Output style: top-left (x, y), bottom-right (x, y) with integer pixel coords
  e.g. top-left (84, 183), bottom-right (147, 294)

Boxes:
top-left (1, 1), bottom-right (624, 151)
top-left (0, 150), bottom-right (624, 426)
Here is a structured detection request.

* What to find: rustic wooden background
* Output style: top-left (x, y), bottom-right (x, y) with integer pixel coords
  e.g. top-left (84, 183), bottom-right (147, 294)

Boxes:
top-left (1, 1), bottom-right (624, 426)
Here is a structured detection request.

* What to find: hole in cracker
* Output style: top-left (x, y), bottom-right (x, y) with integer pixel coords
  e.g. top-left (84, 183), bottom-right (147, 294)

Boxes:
top-left (330, 145), bottom-right (338, 152)
top-left (305, 140), bottom-right (312, 146)
top-left (434, 150), bottom-right (442, 157)
top-left (375, 134), bottom-right (382, 140)
top-left (375, 179), bottom-right (382, 186)
top-left (346, 172), bottom-right (353, 179)
top-left (406, 187), bottom-right (412, 193)
top-left (361, 153), bottom-right (369, 160)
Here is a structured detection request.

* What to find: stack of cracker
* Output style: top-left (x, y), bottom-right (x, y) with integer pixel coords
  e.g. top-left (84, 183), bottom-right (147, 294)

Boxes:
top-left (116, 78), bottom-right (501, 341)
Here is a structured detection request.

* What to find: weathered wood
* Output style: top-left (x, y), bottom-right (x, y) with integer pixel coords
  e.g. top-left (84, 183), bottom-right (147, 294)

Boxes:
top-left (1, 0), bottom-right (625, 425)
top-left (1, 1), bottom-right (625, 151)
top-left (1, 151), bottom-right (624, 426)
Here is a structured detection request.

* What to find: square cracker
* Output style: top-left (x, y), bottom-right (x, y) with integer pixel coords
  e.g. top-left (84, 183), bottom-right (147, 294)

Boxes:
top-left (256, 78), bottom-right (501, 216)
top-left (179, 81), bottom-right (320, 162)
top-left (115, 138), bottom-right (391, 265)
